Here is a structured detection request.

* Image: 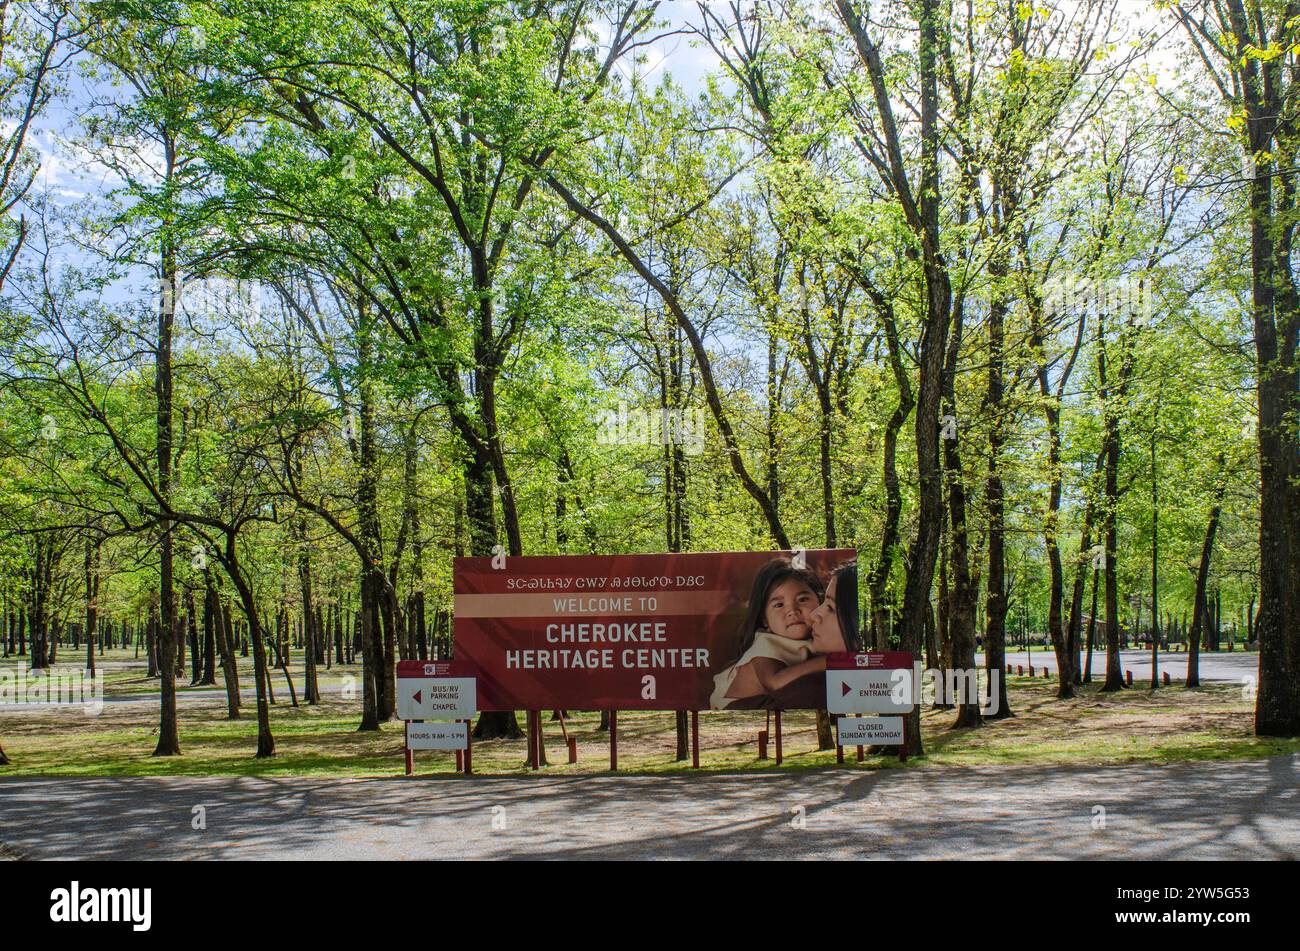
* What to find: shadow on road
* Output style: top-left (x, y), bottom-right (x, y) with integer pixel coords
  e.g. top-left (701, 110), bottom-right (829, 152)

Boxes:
top-left (1, 754), bottom-right (1295, 860)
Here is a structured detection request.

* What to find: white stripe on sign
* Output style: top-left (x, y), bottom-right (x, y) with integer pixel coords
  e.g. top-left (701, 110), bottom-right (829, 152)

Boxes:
top-left (836, 716), bottom-right (904, 745)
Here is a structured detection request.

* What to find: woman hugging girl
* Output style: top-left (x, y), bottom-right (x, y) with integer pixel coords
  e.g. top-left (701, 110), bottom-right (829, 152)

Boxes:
top-left (710, 558), bottom-right (861, 710)
top-left (710, 558), bottom-right (824, 709)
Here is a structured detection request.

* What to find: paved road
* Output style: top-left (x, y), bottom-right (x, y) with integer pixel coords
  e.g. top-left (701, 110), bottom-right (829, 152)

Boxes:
top-left (977, 649), bottom-right (1257, 684)
top-left (2, 755), bottom-right (1295, 860)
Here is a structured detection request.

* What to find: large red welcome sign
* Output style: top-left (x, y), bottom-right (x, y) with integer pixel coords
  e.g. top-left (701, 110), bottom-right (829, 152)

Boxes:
top-left (453, 549), bottom-right (856, 711)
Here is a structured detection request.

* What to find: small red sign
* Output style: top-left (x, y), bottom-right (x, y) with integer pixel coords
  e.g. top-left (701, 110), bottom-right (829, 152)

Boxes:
top-left (826, 651), bottom-right (914, 670)
top-left (396, 660), bottom-right (477, 679)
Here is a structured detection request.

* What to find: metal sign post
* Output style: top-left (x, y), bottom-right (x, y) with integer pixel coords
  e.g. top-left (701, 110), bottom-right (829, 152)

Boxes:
top-left (609, 709), bottom-right (618, 771)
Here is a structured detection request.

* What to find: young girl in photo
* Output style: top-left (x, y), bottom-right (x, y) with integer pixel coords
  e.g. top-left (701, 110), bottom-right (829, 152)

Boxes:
top-left (710, 559), bottom-right (825, 709)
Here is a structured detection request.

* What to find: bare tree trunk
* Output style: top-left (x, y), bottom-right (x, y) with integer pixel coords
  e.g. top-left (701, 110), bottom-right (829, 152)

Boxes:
top-left (199, 581), bottom-right (216, 686)
top-left (84, 537), bottom-right (99, 675)
top-left (186, 588), bottom-right (200, 686)
top-left (466, 440), bottom-right (521, 739)
top-left (379, 586), bottom-right (398, 718)
top-left (146, 605), bottom-right (158, 679)
top-left (334, 602), bottom-right (344, 666)
top-left (1192, 3), bottom-right (1300, 734)
top-left (983, 272), bottom-right (1012, 716)
top-left (298, 509), bottom-right (320, 705)
top-left (940, 307), bottom-right (981, 728)
top-left (854, 290), bottom-right (912, 651)
top-left (212, 582), bottom-right (240, 719)
top-left (355, 306), bottom-right (386, 731)
top-left (222, 539), bottom-right (273, 756)
top-left (1150, 425), bottom-right (1161, 689)
top-left (934, 508), bottom-right (951, 710)
top-left (153, 196), bottom-right (180, 756)
top-left (1067, 490), bottom-right (1097, 686)
top-left (1098, 311), bottom-right (1127, 692)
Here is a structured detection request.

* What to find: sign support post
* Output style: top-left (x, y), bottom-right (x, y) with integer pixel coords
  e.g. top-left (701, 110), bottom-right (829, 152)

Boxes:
top-left (774, 709), bottom-right (783, 765)
top-left (691, 710), bottom-right (699, 768)
top-left (528, 710), bottom-right (540, 770)
top-left (558, 712), bottom-right (577, 764)
top-left (609, 709), bottom-right (618, 771)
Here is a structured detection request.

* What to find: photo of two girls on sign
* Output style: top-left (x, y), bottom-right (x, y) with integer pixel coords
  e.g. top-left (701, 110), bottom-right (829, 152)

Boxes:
top-left (710, 558), bottom-right (861, 710)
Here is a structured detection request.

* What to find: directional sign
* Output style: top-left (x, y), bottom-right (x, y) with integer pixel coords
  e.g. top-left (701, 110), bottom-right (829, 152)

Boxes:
top-left (836, 716), bottom-right (904, 745)
top-left (396, 659), bottom-right (477, 721)
top-left (826, 668), bottom-right (912, 714)
top-left (398, 677), bottom-right (476, 720)
top-left (407, 721), bottom-right (469, 751)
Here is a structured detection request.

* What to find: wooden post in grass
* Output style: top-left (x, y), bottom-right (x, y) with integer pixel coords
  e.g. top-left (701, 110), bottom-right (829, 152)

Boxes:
top-left (558, 711), bottom-right (576, 764)
top-left (609, 709), bottom-right (617, 771)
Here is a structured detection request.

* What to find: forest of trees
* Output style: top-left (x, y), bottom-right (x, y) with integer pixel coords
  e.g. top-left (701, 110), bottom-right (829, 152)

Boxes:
top-left (0, 0), bottom-right (1296, 765)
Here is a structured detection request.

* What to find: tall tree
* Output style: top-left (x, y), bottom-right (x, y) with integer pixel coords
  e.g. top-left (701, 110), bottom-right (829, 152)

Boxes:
top-left (1174, 1), bottom-right (1300, 735)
